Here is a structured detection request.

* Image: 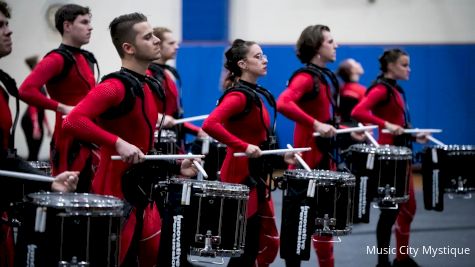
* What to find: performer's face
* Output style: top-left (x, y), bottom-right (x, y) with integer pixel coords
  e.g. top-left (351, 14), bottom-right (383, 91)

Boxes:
top-left (388, 55), bottom-right (411, 81)
top-left (0, 12), bottom-right (12, 58)
top-left (240, 44), bottom-right (268, 77)
top-left (159, 31), bottom-right (178, 61)
top-left (68, 14), bottom-right (93, 46)
top-left (318, 30), bottom-right (338, 63)
top-left (132, 21), bottom-right (161, 62)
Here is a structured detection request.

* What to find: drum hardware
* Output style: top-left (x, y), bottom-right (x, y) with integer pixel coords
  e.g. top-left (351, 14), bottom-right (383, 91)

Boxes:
top-left (58, 256), bottom-right (89, 267)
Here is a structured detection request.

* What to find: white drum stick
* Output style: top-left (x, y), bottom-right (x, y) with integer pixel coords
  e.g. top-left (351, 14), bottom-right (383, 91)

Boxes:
top-left (286, 144), bottom-right (311, 172)
top-left (0, 170), bottom-right (54, 183)
top-left (358, 123), bottom-right (380, 147)
top-left (313, 125), bottom-right (378, 137)
top-left (381, 128), bottom-right (442, 134)
top-left (193, 160), bottom-right (208, 179)
top-left (233, 147), bottom-right (311, 157)
top-left (111, 154), bottom-right (205, 160)
top-left (426, 135), bottom-right (446, 146)
top-left (173, 115), bottom-right (209, 125)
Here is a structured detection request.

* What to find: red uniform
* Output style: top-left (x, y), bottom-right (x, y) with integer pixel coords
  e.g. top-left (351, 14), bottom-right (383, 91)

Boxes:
top-left (352, 79), bottom-right (416, 262)
top-left (277, 71), bottom-right (333, 168)
top-left (277, 68), bottom-right (335, 267)
top-left (0, 81), bottom-right (14, 267)
top-left (19, 45), bottom-right (96, 179)
top-left (63, 71), bottom-right (163, 266)
top-left (202, 80), bottom-right (279, 266)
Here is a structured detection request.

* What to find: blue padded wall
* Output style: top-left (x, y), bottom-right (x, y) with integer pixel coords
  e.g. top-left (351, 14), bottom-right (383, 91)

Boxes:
top-left (182, 0), bottom-right (229, 41)
top-left (177, 44), bottom-right (475, 151)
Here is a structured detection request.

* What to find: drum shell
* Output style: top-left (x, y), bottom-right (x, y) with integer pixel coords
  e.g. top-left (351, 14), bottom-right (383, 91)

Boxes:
top-left (159, 179), bottom-right (248, 258)
top-left (17, 193), bottom-right (123, 267)
top-left (280, 170), bottom-right (355, 260)
top-left (190, 138), bottom-right (227, 181)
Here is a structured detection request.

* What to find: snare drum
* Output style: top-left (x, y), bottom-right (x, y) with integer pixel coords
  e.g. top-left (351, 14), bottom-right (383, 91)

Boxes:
top-left (280, 169), bottom-right (355, 260)
top-left (159, 178), bottom-right (248, 260)
top-left (19, 192), bottom-right (123, 267)
top-left (347, 144), bottom-right (412, 207)
top-left (190, 137), bottom-right (227, 181)
top-left (154, 129), bottom-right (178, 154)
top-left (422, 145), bottom-right (475, 211)
top-left (28, 161), bottom-right (51, 176)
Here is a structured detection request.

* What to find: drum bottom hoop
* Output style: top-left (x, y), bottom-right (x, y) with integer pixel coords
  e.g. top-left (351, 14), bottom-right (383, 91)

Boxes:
top-left (189, 248), bottom-right (244, 258)
top-left (315, 227), bottom-right (352, 236)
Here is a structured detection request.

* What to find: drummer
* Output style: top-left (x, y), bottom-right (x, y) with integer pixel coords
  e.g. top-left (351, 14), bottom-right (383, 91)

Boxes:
top-left (62, 12), bottom-right (199, 266)
top-left (352, 48), bottom-right (427, 267)
top-left (203, 39), bottom-right (298, 267)
top-left (0, 2), bottom-right (78, 265)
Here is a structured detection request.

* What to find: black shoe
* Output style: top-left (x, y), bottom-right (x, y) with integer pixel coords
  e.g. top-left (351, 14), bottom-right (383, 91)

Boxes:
top-left (393, 257), bottom-right (420, 267)
top-left (376, 261), bottom-right (392, 267)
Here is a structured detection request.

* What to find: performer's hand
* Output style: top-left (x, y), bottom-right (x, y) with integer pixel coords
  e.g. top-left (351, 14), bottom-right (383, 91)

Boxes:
top-left (57, 103), bottom-right (74, 115)
top-left (351, 131), bottom-right (367, 142)
top-left (51, 171), bottom-right (79, 192)
top-left (163, 115), bottom-right (175, 128)
top-left (115, 138), bottom-right (145, 164)
top-left (416, 132), bottom-right (429, 144)
top-left (384, 121), bottom-right (404, 135)
top-left (284, 151), bottom-right (300, 165)
top-left (245, 144), bottom-right (261, 158)
top-left (197, 129), bottom-right (208, 138)
top-left (180, 159), bottom-right (199, 177)
top-left (314, 121), bottom-right (337, 138)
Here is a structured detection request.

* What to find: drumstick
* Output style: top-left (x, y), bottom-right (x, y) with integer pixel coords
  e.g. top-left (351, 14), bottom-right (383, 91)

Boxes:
top-left (286, 144), bottom-right (311, 171)
top-left (193, 160), bottom-right (208, 179)
top-left (233, 147), bottom-right (311, 157)
top-left (0, 170), bottom-right (54, 183)
top-left (358, 123), bottom-right (380, 147)
top-left (173, 114), bottom-right (209, 125)
top-left (111, 154), bottom-right (205, 160)
top-left (313, 125), bottom-right (378, 137)
top-left (381, 128), bottom-right (442, 134)
top-left (427, 135), bottom-right (446, 146)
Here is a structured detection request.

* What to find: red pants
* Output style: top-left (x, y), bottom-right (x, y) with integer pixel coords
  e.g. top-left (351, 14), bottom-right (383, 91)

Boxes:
top-left (395, 176), bottom-right (416, 260)
top-left (256, 199), bottom-right (279, 267)
top-left (120, 204), bottom-right (161, 267)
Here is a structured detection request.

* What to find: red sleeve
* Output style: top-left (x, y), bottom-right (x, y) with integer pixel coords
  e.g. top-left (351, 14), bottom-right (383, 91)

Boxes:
top-left (202, 92), bottom-right (249, 151)
top-left (183, 122), bottom-right (200, 134)
top-left (63, 79), bottom-right (125, 148)
top-left (351, 85), bottom-right (388, 128)
top-left (276, 72), bottom-right (315, 128)
top-left (19, 53), bottom-right (64, 110)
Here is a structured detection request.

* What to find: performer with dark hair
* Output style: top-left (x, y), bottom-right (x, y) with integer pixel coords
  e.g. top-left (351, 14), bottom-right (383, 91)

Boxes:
top-left (149, 27), bottom-right (207, 153)
top-left (276, 24), bottom-right (339, 267)
top-left (0, 3), bottom-right (78, 266)
top-left (19, 4), bottom-right (97, 191)
top-left (352, 48), bottom-right (426, 267)
top-left (203, 39), bottom-right (297, 267)
top-left (63, 12), bottom-right (198, 267)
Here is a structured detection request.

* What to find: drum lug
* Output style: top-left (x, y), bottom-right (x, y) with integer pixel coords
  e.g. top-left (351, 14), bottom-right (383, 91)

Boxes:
top-left (315, 214), bottom-right (336, 235)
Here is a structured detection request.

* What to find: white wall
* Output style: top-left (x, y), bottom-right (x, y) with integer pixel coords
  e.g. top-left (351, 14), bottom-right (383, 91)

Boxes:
top-left (230, 0), bottom-right (475, 44)
top-left (0, 0), bottom-right (181, 159)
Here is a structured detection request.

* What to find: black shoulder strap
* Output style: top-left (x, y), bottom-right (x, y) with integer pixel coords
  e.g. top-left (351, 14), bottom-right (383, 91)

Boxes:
top-left (287, 64), bottom-right (324, 101)
top-left (0, 69), bottom-right (19, 150)
top-left (46, 45), bottom-right (100, 83)
top-left (46, 47), bottom-right (75, 83)
top-left (217, 85), bottom-right (261, 121)
top-left (99, 71), bottom-right (141, 120)
top-left (148, 63), bottom-right (166, 83)
top-left (366, 77), bottom-right (394, 107)
top-left (100, 71), bottom-right (166, 120)
top-left (161, 65), bottom-right (182, 88)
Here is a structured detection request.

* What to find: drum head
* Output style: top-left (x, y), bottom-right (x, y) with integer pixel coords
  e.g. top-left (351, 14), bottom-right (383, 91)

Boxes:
top-left (284, 169), bottom-right (355, 183)
top-left (166, 178), bottom-right (249, 198)
top-left (28, 192), bottom-right (123, 216)
top-left (348, 144), bottom-right (412, 160)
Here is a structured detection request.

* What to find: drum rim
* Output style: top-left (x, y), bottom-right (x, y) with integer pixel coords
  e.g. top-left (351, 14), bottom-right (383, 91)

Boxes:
top-left (429, 144), bottom-right (475, 151)
top-left (283, 169), bottom-right (356, 181)
top-left (28, 192), bottom-right (124, 210)
top-left (348, 144), bottom-right (412, 156)
top-left (164, 178), bottom-right (250, 193)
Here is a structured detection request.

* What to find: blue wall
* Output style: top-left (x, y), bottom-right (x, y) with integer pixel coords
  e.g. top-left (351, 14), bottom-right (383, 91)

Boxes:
top-left (177, 44), bottom-right (475, 151)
